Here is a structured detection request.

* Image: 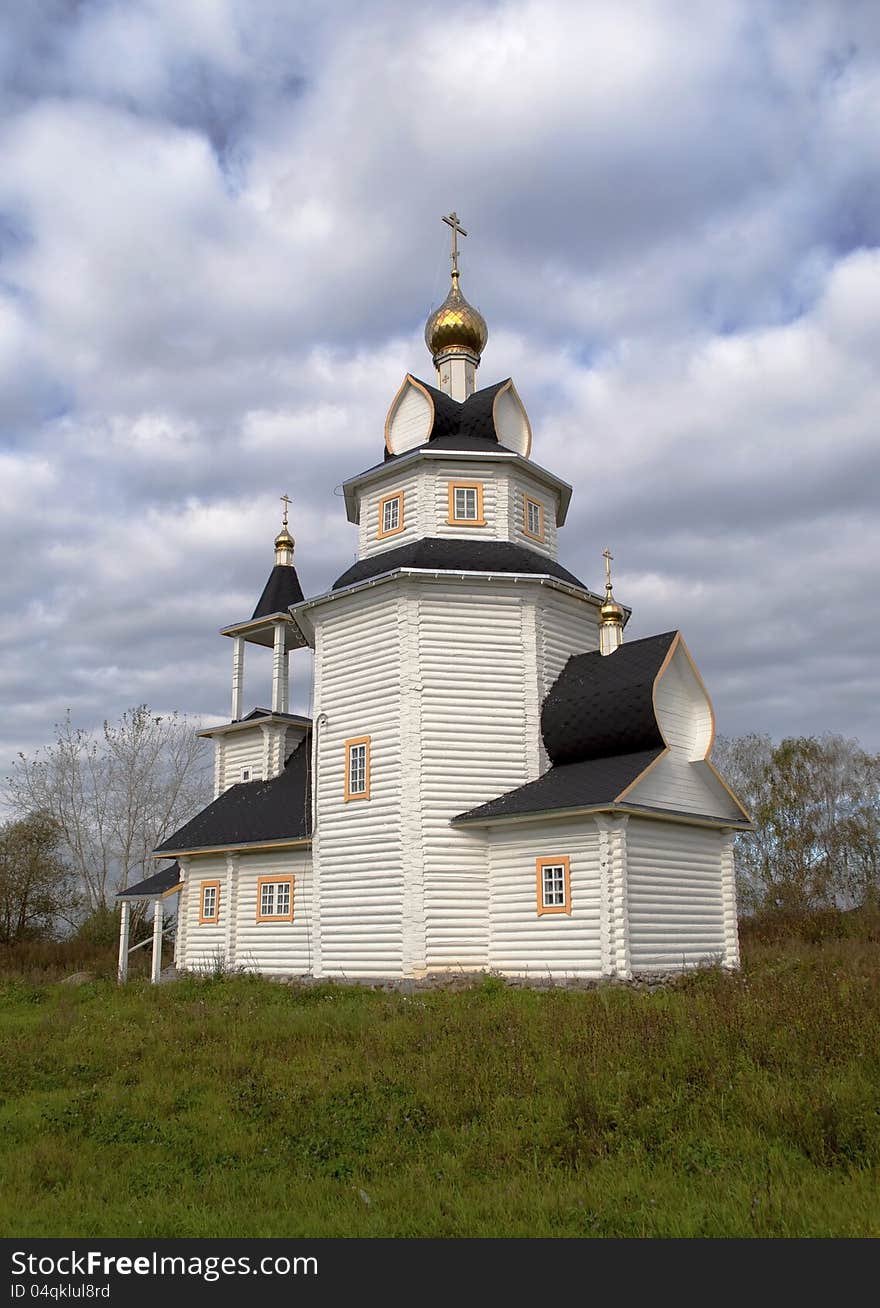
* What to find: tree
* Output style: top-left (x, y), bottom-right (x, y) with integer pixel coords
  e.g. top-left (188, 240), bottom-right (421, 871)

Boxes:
top-left (4, 707), bottom-right (211, 911)
top-left (0, 813), bottom-right (78, 944)
top-left (714, 732), bottom-right (880, 913)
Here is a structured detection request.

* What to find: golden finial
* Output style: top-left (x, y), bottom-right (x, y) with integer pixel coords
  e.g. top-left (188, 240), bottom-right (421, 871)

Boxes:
top-left (425, 211), bottom-right (488, 361)
top-left (600, 548), bottom-right (624, 625)
top-left (274, 493), bottom-right (295, 563)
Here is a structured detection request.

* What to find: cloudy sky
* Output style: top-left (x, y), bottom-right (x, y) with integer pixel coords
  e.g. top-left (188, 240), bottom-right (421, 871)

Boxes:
top-left (2, 0), bottom-right (879, 780)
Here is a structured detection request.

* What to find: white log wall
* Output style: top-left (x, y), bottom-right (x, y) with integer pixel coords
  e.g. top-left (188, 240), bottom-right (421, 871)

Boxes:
top-left (353, 460), bottom-right (564, 559)
top-left (418, 583), bottom-right (535, 968)
top-left (508, 471), bottom-right (558, 559)
top-left (626, 818), bottom-right (726, 970)
top-left (312, 589), bottom-right (404, 978)
top-left (487, 819), bottom-right (603, 978)
top-left (233, 848), bottom-right (314, 976)
top-left (178, 854), bottom-right (228, 972)
top-left (357, 465), bottom-right (423, 559)
top-left (218, 729), bottom-right (266, 791)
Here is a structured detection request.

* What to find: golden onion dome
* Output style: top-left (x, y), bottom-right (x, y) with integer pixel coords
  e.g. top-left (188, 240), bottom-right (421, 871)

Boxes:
top-left (425, 271), bottom-right (488, 360)
top-left (600, 589), bottom-right (624, 625)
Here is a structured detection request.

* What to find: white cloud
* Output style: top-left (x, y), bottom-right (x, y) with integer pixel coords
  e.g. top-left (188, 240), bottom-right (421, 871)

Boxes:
top-left (0, 0), bottom-right (879, 781)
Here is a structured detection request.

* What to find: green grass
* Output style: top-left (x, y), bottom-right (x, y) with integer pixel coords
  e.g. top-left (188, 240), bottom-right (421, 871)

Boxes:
top-left (1, 913), bottom-right (878, 1237)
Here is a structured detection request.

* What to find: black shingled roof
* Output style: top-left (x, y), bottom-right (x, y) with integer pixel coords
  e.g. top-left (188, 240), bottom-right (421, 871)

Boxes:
top-left (155, 734), bottom-right (312, 854)
top-left (117, 862), bottom-right (181, 898)
top-left (453, 750), bottom-right (664, 824)
top-left (541, 632), bottom-right (677, 766)
top-left (333, 536), bottom-right (588, 592)
top-left (384, 377), bottom-right (513, 460)
top-left (252, 564), bottom-right (305, 620)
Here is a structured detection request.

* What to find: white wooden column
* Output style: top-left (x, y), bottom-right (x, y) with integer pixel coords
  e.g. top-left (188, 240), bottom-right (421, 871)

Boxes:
top-left (271, 622), bottom-right (289, 714)
top-left (175, 860), bottom-right (189, 972)
top-left (595, 818), bottom-right (613, 977)
top-left (231, 636), bottom-right (245, 721)
top-left (601, 815), bottom-right (631, 979)
top-left (225, 852), bottom-right (239, 969)
top-left (150, 899), bottom-right (164, 985)
top-left (117, 901), bottom-right (131, 984)
top-left (720, 830), bottom-right (740, 969)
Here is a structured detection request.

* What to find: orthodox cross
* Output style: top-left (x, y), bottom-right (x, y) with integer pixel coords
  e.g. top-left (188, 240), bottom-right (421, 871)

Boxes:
top-left (280, 493), bottom-right (292, 529)
top-left (603, 547), bottom-right (614, 592)
top-left (442, 211), bottom-right (468, 277)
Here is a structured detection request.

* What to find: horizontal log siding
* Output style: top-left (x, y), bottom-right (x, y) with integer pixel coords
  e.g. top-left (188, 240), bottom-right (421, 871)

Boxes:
top-left (357, 466), bottom-right (422, 559)
top-left (179, 855), bottom-right (228, 972)
top-left (418, 586), bottom-right (531, 968)
top-left (626, 818), bottom-right (725, 970)
top-left (220, 728), bottom-right (266, 792)
top-left (429, 461), bottom-right (507, 541)
top-left (488, 820), bottom-right (603, 977)
top-left (234, 848), bottom-right (314, 976)
top-left (508, 472), bottom-right (558, 559)
top-left (312, 590), bottom-right (404, 977)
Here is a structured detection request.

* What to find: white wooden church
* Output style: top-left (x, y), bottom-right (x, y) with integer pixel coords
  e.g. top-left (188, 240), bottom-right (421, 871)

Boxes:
top-left (118, 215), bottom-right (750, 983)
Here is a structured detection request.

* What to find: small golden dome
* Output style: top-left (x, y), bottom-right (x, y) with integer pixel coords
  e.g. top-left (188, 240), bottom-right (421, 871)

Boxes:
top-left (275, 526), bottom-right (294, 548)
top-left (600, 594), bottom-right (624, 625)
top-left (425, 272), bottom-right (488, 360)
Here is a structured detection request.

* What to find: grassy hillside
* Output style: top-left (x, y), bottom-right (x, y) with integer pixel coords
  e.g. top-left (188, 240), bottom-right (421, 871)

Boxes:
top-left (1, 913), bottom-right (878, 1238)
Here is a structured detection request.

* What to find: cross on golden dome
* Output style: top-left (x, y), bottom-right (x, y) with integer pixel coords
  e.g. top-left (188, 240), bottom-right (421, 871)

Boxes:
top-left (442, 211), bottom-right (468, 279)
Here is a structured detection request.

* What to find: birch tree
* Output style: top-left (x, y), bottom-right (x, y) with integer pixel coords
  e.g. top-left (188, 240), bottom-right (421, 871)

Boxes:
top-left (4, 707), bottom-right (211, 910)
top-left (715, 732), bottom-right (880, 913)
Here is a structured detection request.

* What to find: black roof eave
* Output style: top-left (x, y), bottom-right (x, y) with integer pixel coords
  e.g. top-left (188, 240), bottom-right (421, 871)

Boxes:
top-left (290, 569), bottom-right (608, 645)
top-left (453, 801), bottom-right (752, 831)
top-left (153, 835), bottom-right (313, 858)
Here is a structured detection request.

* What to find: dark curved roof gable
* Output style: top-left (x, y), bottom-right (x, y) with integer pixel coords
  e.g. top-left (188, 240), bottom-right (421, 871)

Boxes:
top-left (252, 564), bottom-right (305, 620)
top-left (332, 537), bottom-right (588, 592)
top-left (384, 378), bottom-right (513, 459)
top-left (155, 734), bottom-right (312, 854)
top-left (541, 631), bottom-right (677, 766)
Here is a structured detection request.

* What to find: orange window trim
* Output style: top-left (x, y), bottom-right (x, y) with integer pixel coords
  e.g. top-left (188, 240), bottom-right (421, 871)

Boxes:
top-left (447, 480), bottom-right (486, 526)
top-left (523, 495), bottom-right (545, 542)
top-left (377, 490), bottom-right (405, 539)
top-left (344, 735), bottom-right (372, 801)
top-left (536, 857), bottom-right (572, 916)
top-left (198, 879), bottom-right (221, 925)
top-left (255, 875), bottom-right (295, 923)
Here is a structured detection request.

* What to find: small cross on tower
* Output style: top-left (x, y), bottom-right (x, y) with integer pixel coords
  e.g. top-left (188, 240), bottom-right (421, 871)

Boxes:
top-left (280, 493), bottom-right (292, 529)
top-left (442, 211), bottom-right (468, 277)
top-left (603, 547), bottom-right (614, 593)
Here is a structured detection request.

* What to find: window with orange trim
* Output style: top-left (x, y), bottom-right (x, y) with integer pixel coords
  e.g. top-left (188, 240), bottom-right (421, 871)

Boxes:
top-left (447, 481), bottom-right (485, 526)
top-left (536, 857), bottom-right (571, 916)
top-left (198, 880), bottom-right (220, 924)
top-left (344, 736), bottom-right (371, 801)
top-left (378, 491), bottom-right (405, 539)
top-left (523, 495), bottom-right (544, 542)
top-left (256, 876), bottom-right (294, 922)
